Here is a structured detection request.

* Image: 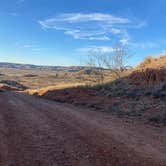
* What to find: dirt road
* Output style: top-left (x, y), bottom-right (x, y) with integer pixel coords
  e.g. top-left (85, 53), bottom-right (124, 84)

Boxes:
top-left (0, 91), bottom-right (166, 166)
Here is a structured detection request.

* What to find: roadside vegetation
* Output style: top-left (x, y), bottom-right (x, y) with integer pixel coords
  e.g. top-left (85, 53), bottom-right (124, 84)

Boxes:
top-left (26, 54), bottom-right (166, 126)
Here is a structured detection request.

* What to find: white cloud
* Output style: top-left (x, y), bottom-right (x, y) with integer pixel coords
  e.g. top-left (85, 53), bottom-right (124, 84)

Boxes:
top-left (129, 41), bottom-right (159, 49)
top-left (22, 44), bottom-right (34, 48)
top-left (119, 38), bottom-right (129, 45)
top-left (14, 41), bottom-right (42, 52)
top-left (39, 13), bottom-right (145, 41)
top-left (77, 46), bottom-right (115, 54)
top-left (64, 29), bottom-right (111, 40)
top-left (110, 28), bottom-right (122, 35)
top-left (41, 13), bottom-right (130, 24)
top-left (88, 36), bottom-right (110, 41)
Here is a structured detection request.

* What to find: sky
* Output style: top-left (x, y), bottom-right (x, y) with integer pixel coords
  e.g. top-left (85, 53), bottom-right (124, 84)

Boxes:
top-left (0, 0), bottom-right (166, 66)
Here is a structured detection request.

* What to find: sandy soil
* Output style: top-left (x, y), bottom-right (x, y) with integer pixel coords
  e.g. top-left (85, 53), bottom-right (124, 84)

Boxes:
top-left (0, 91), bottom-right (166, 166)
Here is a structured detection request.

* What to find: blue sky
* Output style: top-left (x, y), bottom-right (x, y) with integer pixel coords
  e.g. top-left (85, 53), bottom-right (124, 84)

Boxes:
top-left (0, 0), bottom-right (166, 66)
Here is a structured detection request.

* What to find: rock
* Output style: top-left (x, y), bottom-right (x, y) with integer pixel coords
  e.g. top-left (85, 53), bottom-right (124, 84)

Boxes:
top-left (0, 80), bottom-right (28, 91)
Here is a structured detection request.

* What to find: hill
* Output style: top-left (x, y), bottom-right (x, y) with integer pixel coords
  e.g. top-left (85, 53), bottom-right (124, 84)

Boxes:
top-left (0, 62), bottom-right (88, 72)
top-left (29, 55), bottom-right (166, 126)
top-left (0, 62), bottom-right (113, 89)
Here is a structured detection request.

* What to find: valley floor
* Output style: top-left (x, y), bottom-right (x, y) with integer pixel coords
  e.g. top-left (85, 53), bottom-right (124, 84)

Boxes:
top-left (0, 91), bottom-right (166, 166)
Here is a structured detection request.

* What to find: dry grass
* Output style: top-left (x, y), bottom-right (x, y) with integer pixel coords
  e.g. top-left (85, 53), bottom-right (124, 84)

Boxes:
top-left (138, 55), bottom-right (166, 70)
top-left (0, 67), bottom-right (127, 91)
top-left (26, 82), bottom-right (85, 96)
top-left (129, 55), bottom-right (166, 87)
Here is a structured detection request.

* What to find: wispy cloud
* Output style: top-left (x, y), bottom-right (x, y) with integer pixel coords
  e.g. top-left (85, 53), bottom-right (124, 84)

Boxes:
top-left (39, 13), bottom-right (145, 41)
top-left (77, 40), bottom-right (159, 55)
top-left (119, 38), bottom-right (129, 45)
top-left (14, 41), bottom-right (42, 52)
top-left (77, 46), bottom-right (115, 54)
top-left (129, 41), bottom-right (159, 49)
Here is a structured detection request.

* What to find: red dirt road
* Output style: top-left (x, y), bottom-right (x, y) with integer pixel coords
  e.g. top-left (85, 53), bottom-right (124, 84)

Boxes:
top-left (0, 91), bottom-right (166, 166)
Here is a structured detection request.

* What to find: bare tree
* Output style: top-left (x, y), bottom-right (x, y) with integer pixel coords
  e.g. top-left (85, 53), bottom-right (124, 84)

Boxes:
top-left (87, 43), bottom-right (132, 81)
top-left (86, 49), bottom-right (105, 84)
top-left (104, 43), bottom-right (132, 78)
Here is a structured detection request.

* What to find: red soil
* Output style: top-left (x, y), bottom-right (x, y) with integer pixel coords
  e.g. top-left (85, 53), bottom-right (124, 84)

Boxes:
top-left (0, 91), bottom-right (166, 165)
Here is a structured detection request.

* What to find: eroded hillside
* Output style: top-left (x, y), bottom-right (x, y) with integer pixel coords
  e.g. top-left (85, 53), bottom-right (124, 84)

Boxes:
top-left (29, 55), bottom-right (166, 126)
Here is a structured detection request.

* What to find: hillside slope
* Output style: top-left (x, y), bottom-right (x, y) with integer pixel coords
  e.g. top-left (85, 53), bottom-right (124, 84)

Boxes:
top-left (129, 55), bottom-right (166, 86)
top-left (31, 55), bottom-right (166, 126)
